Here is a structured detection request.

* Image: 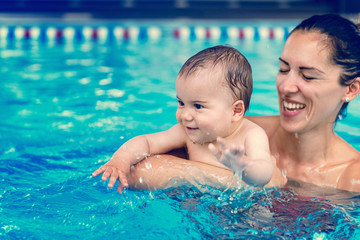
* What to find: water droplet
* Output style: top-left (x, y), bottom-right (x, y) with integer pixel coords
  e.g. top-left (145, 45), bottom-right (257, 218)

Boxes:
top-left (305, 114), bottom-right (309, 121)
top-left (294, 132), bottom-right (298, 138)
top-left (149, 192), bottom-right (154, 199)
top-left (338, 115), bottom-right (343, 120)
top-left (144, 160), bottom-right (152, 170)
top-left (281, 168), bottom-right (287, 178)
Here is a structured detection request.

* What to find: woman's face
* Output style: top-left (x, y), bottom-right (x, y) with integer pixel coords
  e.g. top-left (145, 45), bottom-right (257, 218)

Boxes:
top-left (276, 30), bottom-right (347, 134)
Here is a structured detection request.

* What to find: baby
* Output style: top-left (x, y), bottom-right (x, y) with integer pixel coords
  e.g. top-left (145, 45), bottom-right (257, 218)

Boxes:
top-left (92, 45), bottom-right (274, 193)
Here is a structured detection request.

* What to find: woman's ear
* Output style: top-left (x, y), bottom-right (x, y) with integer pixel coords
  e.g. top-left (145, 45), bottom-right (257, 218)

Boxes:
top-left (232, 100), bottom-right (245, 121)
top-left (344, 77), bottom-right (360, 102)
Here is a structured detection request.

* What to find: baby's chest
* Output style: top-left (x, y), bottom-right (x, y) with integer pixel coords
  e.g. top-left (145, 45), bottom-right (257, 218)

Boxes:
top-left (186, 142), bottom-right (225, 168)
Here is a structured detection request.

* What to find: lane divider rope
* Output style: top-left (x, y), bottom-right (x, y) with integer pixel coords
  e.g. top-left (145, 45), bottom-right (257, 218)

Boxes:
top-left (0, 25), bottom-right (294, 41)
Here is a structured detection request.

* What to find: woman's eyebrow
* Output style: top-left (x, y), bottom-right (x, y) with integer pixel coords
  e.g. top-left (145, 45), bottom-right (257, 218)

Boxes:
top-left (279, 57), bottom-right (325, 74)
top-left (299, 66), bottom-right (325, 74)
top-left (278, 57), bottom-right (289, 65)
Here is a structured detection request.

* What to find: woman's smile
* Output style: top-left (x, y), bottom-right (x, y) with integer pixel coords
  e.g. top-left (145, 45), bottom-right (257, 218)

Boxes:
top-left (282, 98), bottom-right (306, 117)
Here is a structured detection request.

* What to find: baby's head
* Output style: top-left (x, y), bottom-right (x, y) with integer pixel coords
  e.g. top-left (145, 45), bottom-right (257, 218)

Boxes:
top-left (177, 45), bottom-right (253, 111)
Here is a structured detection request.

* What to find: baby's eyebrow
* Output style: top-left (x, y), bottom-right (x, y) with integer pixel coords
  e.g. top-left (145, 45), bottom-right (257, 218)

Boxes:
top-left (194, 100), bottom-right (207, 103)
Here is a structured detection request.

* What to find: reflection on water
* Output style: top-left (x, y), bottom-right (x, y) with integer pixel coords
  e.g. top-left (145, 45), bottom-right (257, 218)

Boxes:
top-left (0, 22), bottom-right (359, 239)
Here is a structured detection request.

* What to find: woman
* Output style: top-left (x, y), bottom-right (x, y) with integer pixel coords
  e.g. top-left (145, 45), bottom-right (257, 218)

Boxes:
top-left (247, 14), bottom-right (360, 192)
top-left (102, 14), bottom-right (360, 193)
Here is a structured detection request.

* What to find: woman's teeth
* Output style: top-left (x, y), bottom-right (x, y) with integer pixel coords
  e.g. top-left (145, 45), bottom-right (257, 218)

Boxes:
top-left (284, 100), bottom-right (305, 112)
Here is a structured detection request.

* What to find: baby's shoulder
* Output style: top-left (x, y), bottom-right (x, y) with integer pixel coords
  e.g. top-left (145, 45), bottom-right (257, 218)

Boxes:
top-left (241, 118), bottom-right (268, 136)
top-left (245, 116), bottom-right (280, 138)
top-left (232, 119), bottom-right (269, 144)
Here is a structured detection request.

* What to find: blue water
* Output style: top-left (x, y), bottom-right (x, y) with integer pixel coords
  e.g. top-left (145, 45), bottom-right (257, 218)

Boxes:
top-left (1, 20), bottom-right (360, 239)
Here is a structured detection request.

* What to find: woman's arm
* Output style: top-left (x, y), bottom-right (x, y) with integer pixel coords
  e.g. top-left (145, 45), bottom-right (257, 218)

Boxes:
top-left (127, 154), bottom-right (234, 191)
top-left (128, 153), bottom-right (285, 191)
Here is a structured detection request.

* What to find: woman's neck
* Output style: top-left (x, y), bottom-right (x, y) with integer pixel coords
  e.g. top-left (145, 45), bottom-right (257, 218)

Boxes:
top-left (271, 124), bottom-right (337, 166)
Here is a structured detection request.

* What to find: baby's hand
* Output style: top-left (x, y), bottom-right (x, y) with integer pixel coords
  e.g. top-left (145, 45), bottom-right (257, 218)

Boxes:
top-left (92, 157), bottom-right (130, 194)
top-left (208, 137), bottom-right (249, 174)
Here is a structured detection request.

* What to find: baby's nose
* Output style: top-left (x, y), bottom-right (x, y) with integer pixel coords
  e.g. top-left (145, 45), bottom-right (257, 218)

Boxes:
top-left (181, 109), bottom-right (193, 121)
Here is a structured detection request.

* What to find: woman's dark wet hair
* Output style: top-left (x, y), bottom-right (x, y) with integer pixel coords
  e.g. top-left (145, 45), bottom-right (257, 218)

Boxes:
top-left (290, 14), bottom-right (360, 120)
top-left (178, 45), bottom-right (253, 112)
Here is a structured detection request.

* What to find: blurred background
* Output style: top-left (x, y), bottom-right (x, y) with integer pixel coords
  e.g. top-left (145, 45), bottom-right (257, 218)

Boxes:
top-left (0, 0), bottom-right (358, 19)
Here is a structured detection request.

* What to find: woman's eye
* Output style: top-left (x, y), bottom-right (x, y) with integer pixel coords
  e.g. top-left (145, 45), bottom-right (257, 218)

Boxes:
top-left (279, 68), bottom-right (289, 73)
top-left (302, 75), bottom-right (315, 80)
top-left (194, 104), bottom-right (203, 109)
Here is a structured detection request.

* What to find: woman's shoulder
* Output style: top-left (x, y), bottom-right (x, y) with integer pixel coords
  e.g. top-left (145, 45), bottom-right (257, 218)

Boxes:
top-left (336, 142), bottom-right (360, 192)
top-left (245, 115), bottom-right (280, 138)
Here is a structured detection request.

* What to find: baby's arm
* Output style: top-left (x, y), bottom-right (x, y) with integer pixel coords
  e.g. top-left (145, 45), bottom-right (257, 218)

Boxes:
top-left (92, 124), bottom-right (187, 193)
top-left (209, 126), bottom-right (274, 187)
top-left (241, 126), bottom-right (274, 186)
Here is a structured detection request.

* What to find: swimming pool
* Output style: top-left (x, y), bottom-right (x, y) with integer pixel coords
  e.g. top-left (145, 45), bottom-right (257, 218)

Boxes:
top-left (1, 19), bottom-right (360, 239)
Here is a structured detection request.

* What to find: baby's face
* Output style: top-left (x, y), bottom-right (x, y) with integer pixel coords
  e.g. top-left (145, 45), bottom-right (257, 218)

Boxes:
top-left (175, 67), bottom-right (235, 144)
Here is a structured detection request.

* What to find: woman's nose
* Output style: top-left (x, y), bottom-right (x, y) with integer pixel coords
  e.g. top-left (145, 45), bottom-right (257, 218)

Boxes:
top-left (277, 73), bottom-right (299, 94)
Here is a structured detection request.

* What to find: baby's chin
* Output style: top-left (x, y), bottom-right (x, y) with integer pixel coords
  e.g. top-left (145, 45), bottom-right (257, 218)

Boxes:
top-left (190, 138), bottom-right (218, 145)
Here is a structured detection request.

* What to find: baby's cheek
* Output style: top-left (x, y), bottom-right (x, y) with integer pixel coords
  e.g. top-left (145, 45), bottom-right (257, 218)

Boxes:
top-left (175, 111), bottom-right (181, 123)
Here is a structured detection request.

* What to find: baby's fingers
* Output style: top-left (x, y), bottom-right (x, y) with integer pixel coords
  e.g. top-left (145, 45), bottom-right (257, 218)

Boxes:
top-left (216, 137), bottom-right (227, 151)
top-left (208, 143), bottom-right (221, 160)
top-left (116, 171), bottom-right (129, 194)
top-left (92, 166), bottom-right (107, 177)
top-left (118, 184), bottom-right (125, 194)
top-left (229, 145), bottom-right (245, 157)
top-left (118, 171), bottom-right (129, 188)
top-left (108, 169), bottom-right (119, 188)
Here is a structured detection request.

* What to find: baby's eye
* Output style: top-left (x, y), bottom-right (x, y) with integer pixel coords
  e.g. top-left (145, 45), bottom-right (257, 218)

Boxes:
top-left (194, 104), bottom-right (203, 109)
top-left (177, 100), bottom-right (184, 106)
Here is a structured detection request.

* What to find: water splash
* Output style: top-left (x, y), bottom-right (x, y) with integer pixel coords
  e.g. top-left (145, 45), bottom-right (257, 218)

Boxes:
top-left (144, 160), bottom-right (152, 170)
top-left (282, 168), bottom-right (287, 179)
top-left (121, 144), bottom-right (127, 150)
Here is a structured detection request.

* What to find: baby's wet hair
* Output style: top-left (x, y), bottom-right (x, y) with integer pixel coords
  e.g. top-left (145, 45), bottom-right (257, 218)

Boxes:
top-left (178, 45), bottom-right (253, 112)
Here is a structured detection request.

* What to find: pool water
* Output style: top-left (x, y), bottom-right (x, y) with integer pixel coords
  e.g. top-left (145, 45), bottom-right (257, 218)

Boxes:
top-left (1, 19), bottom-right (360, 239)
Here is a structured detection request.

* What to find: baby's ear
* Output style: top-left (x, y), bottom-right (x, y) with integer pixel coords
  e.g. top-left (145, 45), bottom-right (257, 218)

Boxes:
top-left (232, 100), bottom-right (245, 121)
